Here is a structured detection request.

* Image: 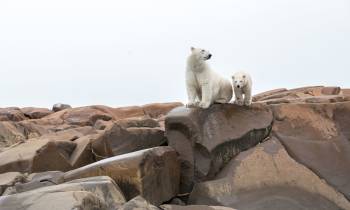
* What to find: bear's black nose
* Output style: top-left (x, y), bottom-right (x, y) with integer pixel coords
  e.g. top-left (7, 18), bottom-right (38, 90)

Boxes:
top-left (207, 54), bottom-right (212, 59)
top-left (237, 85), bottom-right (240, 88)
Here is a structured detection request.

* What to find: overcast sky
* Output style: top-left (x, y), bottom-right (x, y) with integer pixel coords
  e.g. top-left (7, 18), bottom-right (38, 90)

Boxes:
top-left (0, 0), bottom-right (349, 108)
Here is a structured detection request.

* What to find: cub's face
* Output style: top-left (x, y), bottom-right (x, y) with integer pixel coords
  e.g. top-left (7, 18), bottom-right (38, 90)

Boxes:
top-left (232, 73), bottom-right (247, 89)
top-left (190, 47), bottom-right (212, 61)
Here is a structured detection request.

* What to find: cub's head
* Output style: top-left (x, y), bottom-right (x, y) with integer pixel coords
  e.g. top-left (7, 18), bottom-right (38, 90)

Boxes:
top-left (232, 72), bottom-right (247, 89)
top-left (190, 47), bottom-right (212, 61)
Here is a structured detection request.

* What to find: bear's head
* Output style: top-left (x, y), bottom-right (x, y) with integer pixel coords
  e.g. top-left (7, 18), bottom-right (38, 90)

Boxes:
top-left (232, 72), bottom-right (247, 89)
top-left (190, 47), bottom-right (212, 61)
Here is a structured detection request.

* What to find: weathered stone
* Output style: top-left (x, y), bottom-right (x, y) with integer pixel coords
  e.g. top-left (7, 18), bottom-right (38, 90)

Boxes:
top-left (165, 104), bottom-right (273, 193)
top-left (92, 123), bottom-right (166, 157)
top-left (3, 176), bottom-right (125, 209)
top-left (0, 190), bottom-right (107, 210)
top-left (8, 171), bottom-right (65, 194)
top-left (0, 121), bottom-right (26, 149)
top-left (70, 134), bottom-right (95, 168)
top-left (112, 106), bottom-right (145, 119)
top-left (21, 107), bottom-right (53, 119)
top-left (161, 205), bottom-right (236, 210)
top-left (62, 106), bottom-right (113, 126)
top-left (119, 196), bottom-right (159, 210)
top-left (0, 139), bottom-right (76, 173)
top-left (252, 88), bottom-right (287, 102)
top-left (189, 139), bottom-right (350, 210)
top-left (63, 147), bottom-right (180, 205)
top-left (52, 103), bottom-right (71, 112)
top-left (0, 172), bottom-right (26, 195)
top-left (0, 107), bottom-right (27, 122)
top-left (142, 102), bottom-right (183, 118)
top-left (321, 86), bottom-right (341, 95)
top-left (303, 95), bottom-right (345, 103)
top-left (116, 116), bottom-right (160, 128)
top-left (272, 102), bottom-right (350, 200)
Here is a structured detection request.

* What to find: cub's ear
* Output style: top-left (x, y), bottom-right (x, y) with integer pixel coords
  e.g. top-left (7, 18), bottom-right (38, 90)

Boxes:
top-left (191, 47), bottom-right (195, 52)
top-left (242, 75), bottom-right (246, 79)
top-left (231, 76), bottom-right (235, 80)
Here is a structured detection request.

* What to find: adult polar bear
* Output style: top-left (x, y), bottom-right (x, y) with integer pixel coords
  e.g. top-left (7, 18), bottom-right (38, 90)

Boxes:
top-left (186, 47), bottom-right (233, 109)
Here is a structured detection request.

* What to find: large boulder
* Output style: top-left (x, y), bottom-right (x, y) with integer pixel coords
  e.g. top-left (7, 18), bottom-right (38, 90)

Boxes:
top-left (21, 107), bottom-right (53, 119)
top-left (0, 139), bottom-right (76, 173)
top-left (91, 123), bottom-right (166, 158)
top-left (272, 102), bottom-right (350, 200)
top-left (0, 121), bottom-right (26, 149)
top-left (63, 146), bottom-right (180, 205)
top-left (189, 138), bottom-right (350, 210)
top-left (165, 104), bottom-right (273, 193)
top-left (0, 107), bottom-right (27, 122)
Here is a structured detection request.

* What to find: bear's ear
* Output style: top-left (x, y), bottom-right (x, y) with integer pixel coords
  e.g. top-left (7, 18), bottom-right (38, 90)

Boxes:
top-left (242, 75), bottom-right (246, 79)
top-left (231, 76), bottom-right (235, 80)
top-left (190, 47), bottom-right (195, 52)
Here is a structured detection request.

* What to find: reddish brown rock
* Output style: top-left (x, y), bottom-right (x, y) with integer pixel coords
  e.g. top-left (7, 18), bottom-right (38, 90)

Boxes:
top-left (165, 104), bottom-right (273, 193)
top-left (272, 102), bottom-right (350, 199)
top-left (64, 146), bottom-right (180, 205)
top-left (252, 88), bottom-right (287, 102)
top-left (0, 107), bottom-right (27, 122)
top-left (62, 106), bottom-right (113, 126)
top-left (21, 107), bottom-right (53, 119)
top-left (116, 116), bottom-right (160, 128)
top-left (189, 139), bottom-right (350, 210)
top-left (142, 102), bottom-right (183, 118)
top-left (321, 86), bottom-right (341, 95)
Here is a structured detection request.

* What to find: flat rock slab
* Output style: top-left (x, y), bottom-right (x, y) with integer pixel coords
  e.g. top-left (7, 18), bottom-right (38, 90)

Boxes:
top-left (272, 102), bottom-right (350, 200)
top-left (189, 138), bottom-right (350, 210)
top-left (63, 146), bottom-right (180, 205)
top-left (2, 176), bottom-right (125, 209)
top-left (165, 104), bottom-right (273, 192)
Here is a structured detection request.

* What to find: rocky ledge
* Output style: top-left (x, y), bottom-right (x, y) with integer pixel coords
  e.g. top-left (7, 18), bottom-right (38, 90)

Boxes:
top-left (0, 86), bottom-right (349, 210)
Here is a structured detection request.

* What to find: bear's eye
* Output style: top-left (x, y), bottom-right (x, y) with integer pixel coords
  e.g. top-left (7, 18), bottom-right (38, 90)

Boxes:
top-left (201, 50), bottom-right (205, 53)
top-left (240, 80), bottom-right (243, 82)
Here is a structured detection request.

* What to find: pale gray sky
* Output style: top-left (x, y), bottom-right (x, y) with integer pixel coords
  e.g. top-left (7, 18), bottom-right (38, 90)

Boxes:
top-left (0, 0), bottom-right (349, 108)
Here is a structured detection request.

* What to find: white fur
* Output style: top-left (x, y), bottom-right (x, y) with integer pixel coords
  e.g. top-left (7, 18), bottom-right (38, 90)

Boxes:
top-left (186, 47), bottom-right (233, 109)
top-left (232, 71), bottom-right (252, 106)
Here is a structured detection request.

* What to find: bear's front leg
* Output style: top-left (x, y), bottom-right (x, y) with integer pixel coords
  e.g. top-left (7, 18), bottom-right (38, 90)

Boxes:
top-left (186, 84), bottom-right (200, 108)
top-left (199, 82), bottom-right (212, 109)
top-left (234, 88), bottom-right (244, 106)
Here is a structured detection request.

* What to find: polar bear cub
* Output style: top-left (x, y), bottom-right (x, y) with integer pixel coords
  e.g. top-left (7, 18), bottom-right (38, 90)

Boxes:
top-left (232, 71), bottom-right (252, 106)
top-left (186, 47), bottom-right (233, 109)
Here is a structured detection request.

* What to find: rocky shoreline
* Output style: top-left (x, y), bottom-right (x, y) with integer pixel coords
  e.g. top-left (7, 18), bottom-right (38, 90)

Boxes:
top-left (0, 86), bottom-right (349, 210)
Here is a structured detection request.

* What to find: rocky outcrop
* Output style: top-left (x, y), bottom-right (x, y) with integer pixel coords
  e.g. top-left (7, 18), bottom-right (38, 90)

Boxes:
top-left (165, 104), bottom-right (273, 193)
top-left (1, 93), bottom-right (350, 210)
